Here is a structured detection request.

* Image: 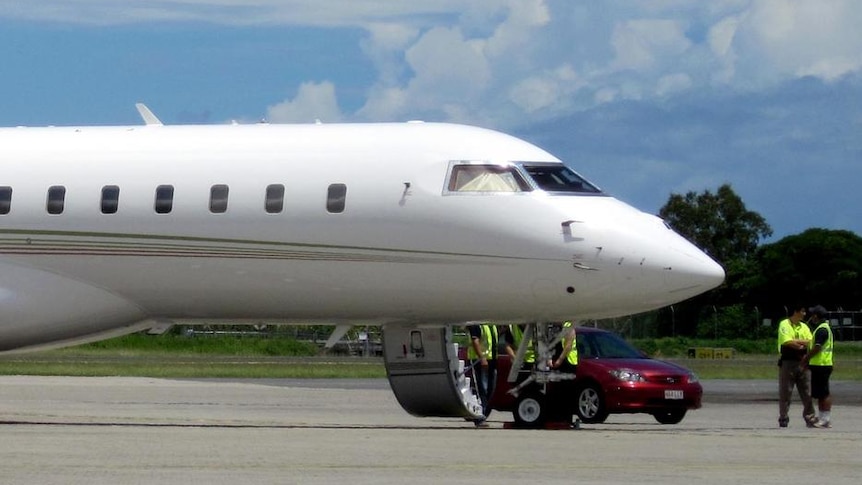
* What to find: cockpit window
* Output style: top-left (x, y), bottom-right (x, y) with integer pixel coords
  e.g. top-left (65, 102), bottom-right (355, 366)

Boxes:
top-left (521, 163), bottom-right (602, 194)
top-left (447, 164), bottom-right (532, 193)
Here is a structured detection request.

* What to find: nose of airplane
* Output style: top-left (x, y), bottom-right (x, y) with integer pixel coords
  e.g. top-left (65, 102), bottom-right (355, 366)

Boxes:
top-left (649, 216), bottom-right (725, 300)
top-left (589, 206), bottom-right (726, 310)
top-left (665, 235), bottom-right (725, 295)
top-left (547, 196), bottom-right (726, 316)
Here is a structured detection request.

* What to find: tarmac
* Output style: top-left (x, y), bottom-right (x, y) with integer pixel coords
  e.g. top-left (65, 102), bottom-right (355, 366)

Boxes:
top-left (1, 376), bottom-right (860, 484)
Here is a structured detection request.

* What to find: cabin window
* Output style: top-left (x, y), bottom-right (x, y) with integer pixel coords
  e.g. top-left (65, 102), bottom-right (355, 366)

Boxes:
top-left (326, 183), bottom-right (347, 213)
top-left (0, 186), bottom-right (11, 215)
top-left (520, 163), bottom-right (602, 194)
top-left (265, 184), bottom-right (285, 214)
top-left (101, 185), bottom-right (120, 214)
top-left (447, 164), bottom-right (531, 193)
top-left (47, 185), bottom-right (66, 215)
top-left (210, 184), bottom-right (229, 213)
top-left (154, 185), bottom-right (174, 214)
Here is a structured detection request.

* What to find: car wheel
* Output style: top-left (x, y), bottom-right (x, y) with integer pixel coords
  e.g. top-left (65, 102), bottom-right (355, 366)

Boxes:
top-left (513, 391), bottom-right (547, 427)
top-left (652, 409), bottom-right (687, 424)
top-left (576, 383), bottom-right (608, 424)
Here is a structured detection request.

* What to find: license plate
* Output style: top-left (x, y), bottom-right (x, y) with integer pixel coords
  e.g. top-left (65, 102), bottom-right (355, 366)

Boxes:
top-left (665, 390), bottom-right (684, 400)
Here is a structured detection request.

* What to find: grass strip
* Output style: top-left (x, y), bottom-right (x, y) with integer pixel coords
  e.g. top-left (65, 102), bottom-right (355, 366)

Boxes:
top-left (1, 333), bottom-right (861, 380)
top-left (3, 353), bottom-right (862, 380)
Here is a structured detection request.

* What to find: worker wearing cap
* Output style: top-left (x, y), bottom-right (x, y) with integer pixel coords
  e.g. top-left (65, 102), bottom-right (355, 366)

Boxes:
top-left (804, 305), bottom-right (834, 428)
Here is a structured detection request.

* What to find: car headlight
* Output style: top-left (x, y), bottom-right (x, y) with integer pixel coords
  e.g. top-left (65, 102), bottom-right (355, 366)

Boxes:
top-left (687, 372), bottom-right (699, 384)
top-left (610, 369), bottom-right (646, 382)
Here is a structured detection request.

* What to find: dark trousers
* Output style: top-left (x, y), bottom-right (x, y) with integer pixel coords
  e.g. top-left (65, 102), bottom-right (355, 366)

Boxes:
top-left (778, 359), bottom-right (816, 424)
top-left (472, 360), bottom-right (497, 418)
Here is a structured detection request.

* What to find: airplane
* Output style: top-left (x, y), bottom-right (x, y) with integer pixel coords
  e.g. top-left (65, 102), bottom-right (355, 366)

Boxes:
top-left (0, 105), bottom-right (724, 421)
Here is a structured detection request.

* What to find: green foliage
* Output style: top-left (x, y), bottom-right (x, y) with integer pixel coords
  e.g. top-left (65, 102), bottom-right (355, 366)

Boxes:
top-left (630, 337), bottom-right (862, 358)
top-left (657, 185), bottom-right (862, 340)
top-left (659, 183), bottom-right (772, 265)
top-left (748, 228), bottom-right (862, 315)
top-left (78, 333), bottom-right (320, 356)
top-left (657, 184), bottom-right (773, 336)
top-left (0, 358), bottom-right (385, 378)
top-left (630, 337), bottom-right (776, 357)
top-left (692, 304), bottom-right (773, 340)
top-left (4, 333), bottom-right (862, 380)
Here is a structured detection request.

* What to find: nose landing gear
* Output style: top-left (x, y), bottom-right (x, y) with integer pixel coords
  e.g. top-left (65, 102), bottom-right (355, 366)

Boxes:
top-left (505, 322), bottom-right (579, 429)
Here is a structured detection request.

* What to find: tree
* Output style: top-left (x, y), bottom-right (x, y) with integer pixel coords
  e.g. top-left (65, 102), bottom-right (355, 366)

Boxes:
top-left (659, 184), bottom-right (772, 265)
top-left (748, 228), bottom-right (862, 317)
top-left (656, 184), bottom-right (772, 335)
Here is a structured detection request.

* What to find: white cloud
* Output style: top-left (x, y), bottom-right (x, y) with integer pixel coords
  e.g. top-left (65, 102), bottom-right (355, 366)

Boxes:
top-left (798, 57), bottom-right (862, 81)
top-left (266, 81), bottom-right (343, 123)
top-left (594, 87), bottom-right (618, 105)
top-left (357, 1), bottom-right (554, 125)
top-left (708, 15), bottom-right (739, 59)
top-left (405, 27), bottom-right (491, 97)
top-left (610, 19), bottom-right (693, 71)
top-left (0, 1), bottom-right (465, 26)
top-left (656, 73), bottom-right (692, 96)
top-left (358, 25), bottom-right (492, 123)
top-left (356, 87), bottom-right (407, 121)
top-left (6, 0), bottom-right (862, 128)
top-left (509, 64), bottom-right (582, 114)
top-left (509, 77), bottom-right (560, 114)
top-left (483, 0), bottom-right (549, 59)
top-left (708, 15), bottom-right (740, 84)
top-left (359, 23), bottom-right (420, 89)
top-left (732, 0), bottom-right (862, 84)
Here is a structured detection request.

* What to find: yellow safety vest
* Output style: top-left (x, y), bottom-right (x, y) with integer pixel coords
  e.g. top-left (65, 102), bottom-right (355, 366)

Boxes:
top-left (508, 324), bottom-right (535, 363)
top-left (777, 318), bottom-right (812, 355)
top-left (809, 321), bottom-right (833, 366)
top-left (562, 321), bottom-right (578, 366)
top-left (467, 324), bottom-right (498, 360)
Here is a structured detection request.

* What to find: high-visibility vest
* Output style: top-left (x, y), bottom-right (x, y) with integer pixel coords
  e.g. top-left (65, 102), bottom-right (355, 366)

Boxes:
top-left (508, 324), bottom-right (535, 363)
top-left (777, 318), bottom-right (812, 355)
top-left (561, 321), bottom-right (578, 366)
top-left (809, 321), bottom-right (833, 366)
top-left (467, 324), bottom-right (498, 360)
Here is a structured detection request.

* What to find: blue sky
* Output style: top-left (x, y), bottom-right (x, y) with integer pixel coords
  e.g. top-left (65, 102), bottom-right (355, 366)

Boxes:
top-left (1, 0), bottom-right (860, 241)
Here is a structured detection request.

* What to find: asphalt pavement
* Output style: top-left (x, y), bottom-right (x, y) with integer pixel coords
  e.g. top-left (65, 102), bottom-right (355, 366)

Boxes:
top-left (1, 376), bottom-right (859, 484)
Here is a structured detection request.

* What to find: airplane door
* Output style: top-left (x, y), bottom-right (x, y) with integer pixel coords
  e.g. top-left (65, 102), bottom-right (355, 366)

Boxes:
top-left (383, 325), bottom-right (483, 418)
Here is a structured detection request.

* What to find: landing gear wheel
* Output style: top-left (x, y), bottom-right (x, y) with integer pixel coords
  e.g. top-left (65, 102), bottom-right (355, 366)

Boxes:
top-left (513, 391), bottom-right (547, 427)
top-left (652, 409), bottom-right (687, 424)
top-left (576, 383), bottom-right (608, 424)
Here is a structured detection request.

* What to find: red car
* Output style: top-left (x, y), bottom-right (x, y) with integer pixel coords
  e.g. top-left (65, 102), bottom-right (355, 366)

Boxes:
top-left (489, 326), bottom-right (702, 425)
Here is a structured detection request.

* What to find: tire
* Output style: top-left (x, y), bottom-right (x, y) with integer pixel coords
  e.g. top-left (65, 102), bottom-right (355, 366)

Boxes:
top-left (652, 409), bottom-right (687, 425)
top-left (513, 391), bottom-right (547, 427)
top-left (576, 383), bottom-right (608, 424)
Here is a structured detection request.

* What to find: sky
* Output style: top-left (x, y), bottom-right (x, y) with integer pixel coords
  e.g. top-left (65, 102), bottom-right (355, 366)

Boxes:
top-left (0, 0), bottom-right (860, 242)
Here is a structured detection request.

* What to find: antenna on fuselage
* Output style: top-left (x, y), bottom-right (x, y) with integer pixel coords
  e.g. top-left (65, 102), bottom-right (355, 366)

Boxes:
top-left (135, 103), bottom-right (163, 126)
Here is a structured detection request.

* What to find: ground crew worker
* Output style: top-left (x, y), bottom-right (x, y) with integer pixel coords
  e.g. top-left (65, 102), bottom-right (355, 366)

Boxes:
top-left (804, 305), bottom-right (833, 428)
top-left (550, 321), bottom-right (579, 423)
top-left (777, 305), bottom-right (818, 428)
top-left (551, 321), bottom-right (578, 374)
top-left (467, 323), bottom-right (498, 427)
top-left (504, 324), bottom-right (535, 367)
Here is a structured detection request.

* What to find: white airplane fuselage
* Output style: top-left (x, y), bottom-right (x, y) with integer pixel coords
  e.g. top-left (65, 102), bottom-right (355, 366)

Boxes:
top-left (0, 121), bottom-right (724, 352)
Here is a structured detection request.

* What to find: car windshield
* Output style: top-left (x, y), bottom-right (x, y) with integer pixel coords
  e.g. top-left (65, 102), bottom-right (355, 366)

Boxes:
top-left (578, 332), bottom-right (645, 359)
top-left (520, 163), bottom-right (602, 194)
